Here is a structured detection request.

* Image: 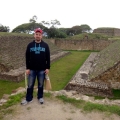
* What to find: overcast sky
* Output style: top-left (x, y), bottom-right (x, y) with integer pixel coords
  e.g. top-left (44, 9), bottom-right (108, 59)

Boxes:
top-left (0, 0), bottom-right (120, 31)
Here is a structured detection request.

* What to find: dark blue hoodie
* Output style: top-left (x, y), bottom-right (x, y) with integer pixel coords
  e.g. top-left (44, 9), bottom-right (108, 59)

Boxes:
top-left (25, 40), bottom-right (50, 70)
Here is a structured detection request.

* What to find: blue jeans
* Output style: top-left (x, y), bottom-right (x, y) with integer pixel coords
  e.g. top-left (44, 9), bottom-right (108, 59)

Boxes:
top-left (26, 70), bottom-right (45, 101)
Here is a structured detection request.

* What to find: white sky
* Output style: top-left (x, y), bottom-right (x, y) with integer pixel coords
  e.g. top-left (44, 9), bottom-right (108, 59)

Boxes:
top-left (0, 0), bottom-right (120, 31)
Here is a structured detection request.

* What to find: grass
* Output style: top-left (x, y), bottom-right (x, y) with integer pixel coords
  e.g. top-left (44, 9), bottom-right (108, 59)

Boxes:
top-left (49, 51), bottom-right (91, 90)
top-left (0, 93), bottom-right (25, 120)
top-left (1, 93), bottom-right (25, 109)
top-left (108, 36), bottom-right (120, 40)
top-left (89, 89), bottom-right (120, 100)
top-left (0, 32), bottom-right (33, 37)
top-left (56, 95), bottom-right (120, 116)
top-left (111, 89), bottom-right (120, 99)
top-left (0, 80), bottom-right (25, 99)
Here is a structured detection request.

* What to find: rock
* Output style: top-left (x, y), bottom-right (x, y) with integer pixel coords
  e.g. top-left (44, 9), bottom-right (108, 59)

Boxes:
top-left (81, 95), bottom-right (90, 101)
top-left (2, 94), bottom-right (10, 100)
top-left (0, 99), bottom-right (7, 106)
top-left (112, 100), bottom-right (120, 106)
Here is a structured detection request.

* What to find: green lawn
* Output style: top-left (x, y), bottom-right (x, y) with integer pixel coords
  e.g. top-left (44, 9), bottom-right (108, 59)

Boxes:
top-left (49, 51), bottom-right (91, 90)
top-left (0, 80), bottom-right (24, 99)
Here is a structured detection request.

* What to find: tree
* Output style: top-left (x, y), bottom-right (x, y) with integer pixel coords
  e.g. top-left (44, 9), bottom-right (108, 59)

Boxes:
top-left (56, 29), bottom-right (67, 38)
top-left (41, 19), bottom-right (61, 28)
top-left (41, 21), bottom-right (50, 27)
top-left (47, 28), bottom-right (57, 38)
top-left (80, 24), bottom-right (92, 33)
top-left (72, 26), bottom-right (82, 34)
top-left (66, 26), bottom-right (82, 35)
top-left (12, 23), bottom-right (46, 33)
top-left (47, 28), bottom-right (67, 38)
top-left (41, 19), bottom-right (62, 38)
top-left (12, 15), bottom-right (47, 33)
top-left (29, 15), bottom-right (37, 23)
top-left (0, 24), bottom-right (10, 32)
top-left (50, 19), bottom-right (61, 28)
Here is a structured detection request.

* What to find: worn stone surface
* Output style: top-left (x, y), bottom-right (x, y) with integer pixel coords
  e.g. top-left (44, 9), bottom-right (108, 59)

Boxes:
top-left (65, 82), bottom-right (113, 98)
top-left (89, 41), bottom-right (120, 89)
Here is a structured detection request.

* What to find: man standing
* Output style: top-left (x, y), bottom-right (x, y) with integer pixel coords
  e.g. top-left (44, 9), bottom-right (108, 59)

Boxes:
top-left (21, 28), bottom-right (50, 105)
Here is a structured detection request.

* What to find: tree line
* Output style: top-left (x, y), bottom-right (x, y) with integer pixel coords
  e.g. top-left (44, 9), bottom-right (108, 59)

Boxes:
top-left (0, 15), bottom-right (92, 38)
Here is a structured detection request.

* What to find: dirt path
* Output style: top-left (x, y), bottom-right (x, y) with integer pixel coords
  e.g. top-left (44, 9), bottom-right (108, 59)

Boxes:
top-left (2, 98), bottom-right (120, 120)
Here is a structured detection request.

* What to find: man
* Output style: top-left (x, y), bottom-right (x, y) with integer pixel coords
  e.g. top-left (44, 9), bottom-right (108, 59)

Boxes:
top-left (21, 28), bottom-right (50, 105)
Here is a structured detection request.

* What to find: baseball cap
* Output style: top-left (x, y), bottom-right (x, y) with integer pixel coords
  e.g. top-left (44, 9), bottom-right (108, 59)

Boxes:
top-left (34, 28), bottom-right (43, 34)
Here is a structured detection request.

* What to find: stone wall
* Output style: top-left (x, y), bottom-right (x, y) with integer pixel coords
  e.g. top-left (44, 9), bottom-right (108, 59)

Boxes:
top-left (114, 29), bottom-right (120, 36)
top-left (90, 61), bottom-right (120, 89)
top-left (55, 39), bottom-right (115, 51)
top-left (65, 82), bottom-right (113, 98)
top-left (0, 35), bottom-right (70, 82)
top-left (93, 28), bottom-right (120, 36)
top-left (0, 36), bottom-right (60, 72)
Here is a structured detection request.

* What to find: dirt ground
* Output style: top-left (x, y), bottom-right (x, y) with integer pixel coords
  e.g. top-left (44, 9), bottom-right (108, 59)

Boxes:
top-left (2, 97), bottom-right (120, 120)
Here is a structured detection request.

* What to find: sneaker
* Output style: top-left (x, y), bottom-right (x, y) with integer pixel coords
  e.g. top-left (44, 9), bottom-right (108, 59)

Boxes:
top-left (39, 98), bottom-right (44, 104)
top-left (21, 99), bottom-right (33, 105)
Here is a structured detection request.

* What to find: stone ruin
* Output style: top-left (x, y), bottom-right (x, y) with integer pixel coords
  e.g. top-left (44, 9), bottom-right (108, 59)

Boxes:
top-left (0, 34), bottom-right (120, 98)
top-left (64, 53), bottom-right (113, 98)
top-left (65, 40), bottom-right (120, 98)
top-left (0, 35), bottom-right (70, 82)
top-left (93, 28), bottom-right (120, 36)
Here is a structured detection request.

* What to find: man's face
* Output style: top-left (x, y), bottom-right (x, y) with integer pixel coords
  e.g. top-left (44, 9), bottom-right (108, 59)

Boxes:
top-left (34, 32), bottom-right (42, 42)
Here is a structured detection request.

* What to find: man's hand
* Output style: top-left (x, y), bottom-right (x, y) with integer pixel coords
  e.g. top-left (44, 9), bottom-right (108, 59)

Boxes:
top-left (44, 69), bottom-right (49, 74)
top-left (26, 69), bottom-right (30, 75)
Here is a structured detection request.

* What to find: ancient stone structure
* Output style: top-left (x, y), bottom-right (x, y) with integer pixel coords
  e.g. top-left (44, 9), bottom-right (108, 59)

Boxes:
top-left (0, 51), bottom-right (70, 82)
top-left (64, 53), bottom-right (113, 97)
top-left (90, 61), bottom-right (120, 89)
top-left (64, 47), bottom-right (120, 97)
top-left (54, 39), bottom-right (115, 51)
top-left (89, 40), bottom-right (120, 89)
top-left (0, 36), bottom-right (61, 72)
top-left (93, 28), bottom-right (120, 36)
top-left (0, 36), bottom-right (70, 82)
top-left (0, 35), bottom-right (120, 98)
